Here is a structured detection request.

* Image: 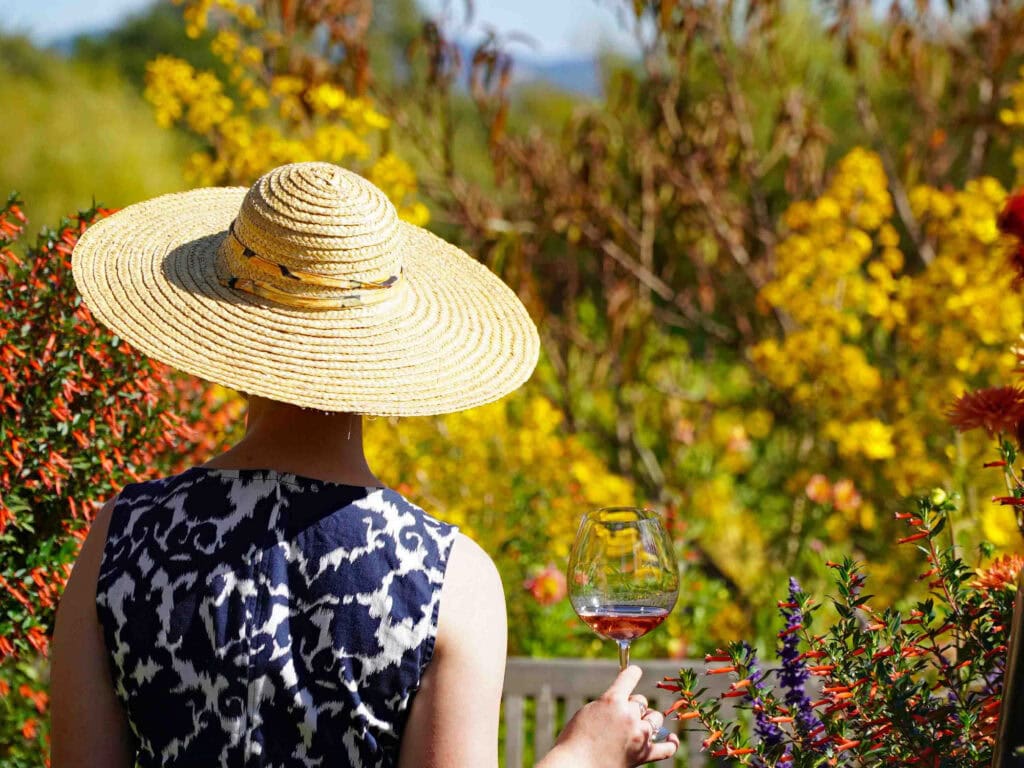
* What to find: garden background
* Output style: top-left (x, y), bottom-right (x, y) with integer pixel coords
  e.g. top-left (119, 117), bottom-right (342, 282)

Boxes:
top-left (4, 0), bottom-right (1024, 763)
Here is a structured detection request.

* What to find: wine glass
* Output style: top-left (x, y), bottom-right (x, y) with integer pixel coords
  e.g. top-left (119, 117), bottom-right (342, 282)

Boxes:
top-left (568, 506), bottom-right (679, 670)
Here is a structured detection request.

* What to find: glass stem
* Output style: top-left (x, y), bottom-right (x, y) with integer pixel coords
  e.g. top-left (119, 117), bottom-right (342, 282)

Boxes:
top-left (617, 640), bottom-right (631, 670)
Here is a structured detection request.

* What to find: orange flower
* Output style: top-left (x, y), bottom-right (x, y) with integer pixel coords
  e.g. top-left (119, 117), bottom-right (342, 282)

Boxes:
top-left (805, 474), bottom-right (832, 505)
top-left (524, 563), bottom-right (567, 606)
top-left (973, 554), bottom-right (1024, 591)
top-left (832, 479), bottom-right (862, 513)
top-left (21, 717), bottom-right (38, 740)
top-left (946, 386), bottom-right (1024, 436)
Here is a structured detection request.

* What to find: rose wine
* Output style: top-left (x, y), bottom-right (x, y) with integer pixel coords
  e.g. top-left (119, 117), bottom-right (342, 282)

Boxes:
top-left (577, 605), bottom-right (670, 641)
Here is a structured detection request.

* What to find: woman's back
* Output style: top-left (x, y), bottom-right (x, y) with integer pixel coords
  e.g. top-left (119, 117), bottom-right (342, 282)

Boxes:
top-left (53, 162), bottom-right (677, 768)
top-left (96, 467), bottom-right (456, 768)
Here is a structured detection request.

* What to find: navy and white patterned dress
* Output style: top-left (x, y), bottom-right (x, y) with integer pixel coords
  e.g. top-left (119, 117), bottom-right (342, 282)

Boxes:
top-left (95, 467), bottom-right (458, 767)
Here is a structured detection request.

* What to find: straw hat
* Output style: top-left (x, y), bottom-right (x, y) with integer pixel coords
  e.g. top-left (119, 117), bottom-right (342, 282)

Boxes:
top-left (72, 162), bottom-right (540, 416)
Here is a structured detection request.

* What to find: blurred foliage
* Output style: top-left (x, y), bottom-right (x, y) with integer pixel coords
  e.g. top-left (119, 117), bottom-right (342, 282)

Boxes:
top-left (0, 34), bottom-right (188, 230)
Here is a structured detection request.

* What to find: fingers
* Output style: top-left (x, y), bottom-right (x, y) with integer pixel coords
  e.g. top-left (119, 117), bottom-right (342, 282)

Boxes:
top-left (642, 708), bottom-right (664, 734)
top-left (628, 693), bottom-right (649, 716)
top-left (605, 665), bottom-right (643, 700)
top-left (602, 666), bottom-right (680, 765)
top-left (638, 732), bottom-right (680, 764)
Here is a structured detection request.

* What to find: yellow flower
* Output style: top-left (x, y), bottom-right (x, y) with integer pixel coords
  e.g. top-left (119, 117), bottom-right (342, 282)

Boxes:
top-left (306, 83), bottom-right (347, 116)
top-left (829, 420), bottom-right (895, 461)
top-left (210, 29), bottom-right (240, 62)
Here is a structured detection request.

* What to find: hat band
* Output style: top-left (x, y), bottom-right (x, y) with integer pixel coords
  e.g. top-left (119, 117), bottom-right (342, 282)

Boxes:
top-left (227, 222), bottom-right (402, 291)
top-left (219, 222), bottom-right (403, 310)
top-left (220, 275), bottom-right (400, 309)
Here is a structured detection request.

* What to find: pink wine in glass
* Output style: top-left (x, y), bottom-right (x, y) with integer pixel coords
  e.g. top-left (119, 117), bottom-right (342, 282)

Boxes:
top-left (577, 605), bottom-right (670, 642)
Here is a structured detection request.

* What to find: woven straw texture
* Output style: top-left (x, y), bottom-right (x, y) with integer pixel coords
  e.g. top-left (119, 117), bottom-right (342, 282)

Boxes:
top-left (72, 163), bottom-right (540, 416)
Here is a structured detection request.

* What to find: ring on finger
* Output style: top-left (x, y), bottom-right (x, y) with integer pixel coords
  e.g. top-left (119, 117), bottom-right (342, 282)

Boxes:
top-left (642, 709), bottom-right (665, 732)
top-left (629, 694), bottom-right (649, 716)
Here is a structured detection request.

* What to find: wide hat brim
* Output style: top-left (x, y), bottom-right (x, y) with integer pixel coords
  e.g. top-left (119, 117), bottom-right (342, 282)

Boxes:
top-left (72, 186), bottom-right (540, 416)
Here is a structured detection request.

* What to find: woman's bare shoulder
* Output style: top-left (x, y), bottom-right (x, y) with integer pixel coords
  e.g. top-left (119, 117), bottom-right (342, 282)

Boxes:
top-left (438, 532), bottom-right (506, 636)
top-left (397, 532), bottom-right (506, 768)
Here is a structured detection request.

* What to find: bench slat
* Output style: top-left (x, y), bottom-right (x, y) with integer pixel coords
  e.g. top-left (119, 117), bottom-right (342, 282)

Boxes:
top-left (534, 686), bottom-right (555, 756)
top-left (504, 694), bottom-right (524, 768)
top-left (563, 696), bottom-right (584, 725)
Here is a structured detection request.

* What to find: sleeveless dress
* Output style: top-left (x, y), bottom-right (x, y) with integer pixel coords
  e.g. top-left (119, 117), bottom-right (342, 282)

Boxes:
top-left (95, 467), bottom-right (458, 768)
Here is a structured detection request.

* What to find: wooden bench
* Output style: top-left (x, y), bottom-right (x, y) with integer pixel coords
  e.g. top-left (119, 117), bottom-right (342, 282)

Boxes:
top-left (501, 657), bottom-right (735, 767)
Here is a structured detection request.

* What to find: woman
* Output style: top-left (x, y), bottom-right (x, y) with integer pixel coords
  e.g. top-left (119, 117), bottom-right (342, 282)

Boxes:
top-left (51, 162), bottom-right (679, 767)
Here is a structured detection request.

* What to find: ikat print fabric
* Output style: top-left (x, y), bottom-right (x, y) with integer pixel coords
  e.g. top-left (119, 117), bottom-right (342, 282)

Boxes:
top-left (95, 467), bottom-right (457, 767)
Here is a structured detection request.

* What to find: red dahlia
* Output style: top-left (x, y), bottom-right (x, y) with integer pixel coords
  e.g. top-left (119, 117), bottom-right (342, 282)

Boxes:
top-left (998, 192), bottom-right (1024, 288)
top-left (946, 386), bottom-right (1024, 435)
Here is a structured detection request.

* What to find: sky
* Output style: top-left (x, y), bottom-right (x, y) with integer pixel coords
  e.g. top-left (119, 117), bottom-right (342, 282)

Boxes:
top-left (6, 0), bottom-right (641, 61)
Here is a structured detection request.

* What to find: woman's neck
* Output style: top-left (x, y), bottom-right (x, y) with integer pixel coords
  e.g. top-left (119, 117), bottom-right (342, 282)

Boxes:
top-left (203, 395), bottom-right (382, 487)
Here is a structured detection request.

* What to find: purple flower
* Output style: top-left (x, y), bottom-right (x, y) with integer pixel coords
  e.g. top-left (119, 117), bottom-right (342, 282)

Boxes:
top-left (742, 643), bottom-right (784, 749)
top-left (778, 578), bottom-right (822, 737)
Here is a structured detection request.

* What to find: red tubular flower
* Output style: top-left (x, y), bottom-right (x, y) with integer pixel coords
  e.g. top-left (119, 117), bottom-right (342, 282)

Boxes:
top-left (664, 698), bottom-right (690, 715)
top-left (898, 532), bottom-right (929, 544)
top-left (993, 496), bottom-right (1024, 506)
top-left (720, 690), bottom-right (748, 698)
top-left (701, 729), bottom-right (723, 749)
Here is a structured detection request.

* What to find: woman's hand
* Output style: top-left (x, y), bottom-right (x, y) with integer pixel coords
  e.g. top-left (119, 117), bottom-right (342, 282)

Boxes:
top-left (538, 665), bottom-right (680, 767)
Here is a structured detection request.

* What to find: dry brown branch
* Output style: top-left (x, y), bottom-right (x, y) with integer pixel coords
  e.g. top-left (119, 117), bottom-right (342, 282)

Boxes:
top-left (854, 83), bottom-right (936, 267)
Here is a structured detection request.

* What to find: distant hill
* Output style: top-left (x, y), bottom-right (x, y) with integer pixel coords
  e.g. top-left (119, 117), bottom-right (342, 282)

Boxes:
top-left (454, 39), bottom-right (602, 99)
top-left (513, 54), bottom-right (601, 98)
top-left (50, 25), bottom-right (604, 99)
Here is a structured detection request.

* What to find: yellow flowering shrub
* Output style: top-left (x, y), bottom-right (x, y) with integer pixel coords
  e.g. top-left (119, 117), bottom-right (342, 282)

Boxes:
top-left (144, 0), bottom-right (427, 224)
top-left (362, 392), bottom-right (735, 656)
top-left (362, 393), bottom-right (640, 655)
top-left (366, 394), bottom-right (633, 561)
top-left (753, 148), bottom-right (1021, 549)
